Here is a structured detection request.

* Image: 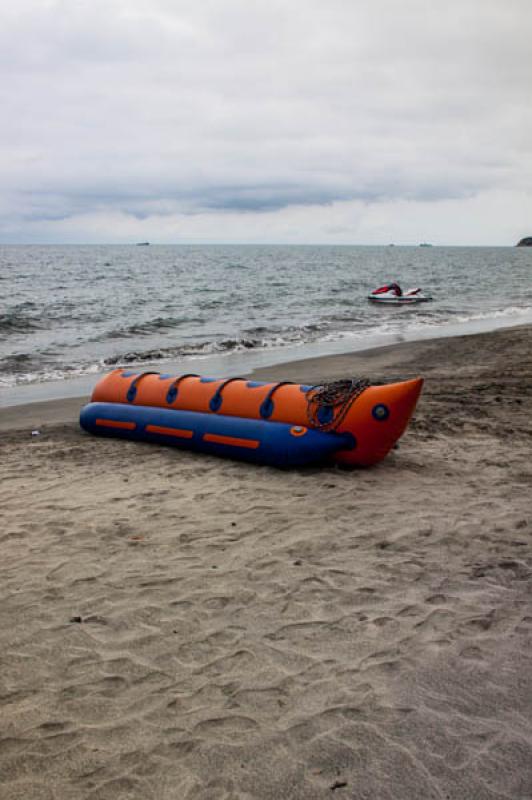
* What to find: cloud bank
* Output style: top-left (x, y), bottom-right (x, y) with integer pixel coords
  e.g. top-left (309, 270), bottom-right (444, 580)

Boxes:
top-left (1, 0), bottom-right (531, 243)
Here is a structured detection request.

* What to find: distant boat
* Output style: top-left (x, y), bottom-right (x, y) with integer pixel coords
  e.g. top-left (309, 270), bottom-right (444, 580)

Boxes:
top-left (419, 242), bottom-right (432, 247)
top-left (136, 242), bottom-right (150, 246)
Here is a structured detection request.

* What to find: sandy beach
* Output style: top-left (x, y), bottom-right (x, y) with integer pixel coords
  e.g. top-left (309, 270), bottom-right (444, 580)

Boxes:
top-left (1, 324), bottom-right (532, 800)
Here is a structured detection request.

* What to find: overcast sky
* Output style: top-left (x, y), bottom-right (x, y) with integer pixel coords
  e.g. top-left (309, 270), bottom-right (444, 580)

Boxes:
top-left (1, 0), bottom-right (531, 245)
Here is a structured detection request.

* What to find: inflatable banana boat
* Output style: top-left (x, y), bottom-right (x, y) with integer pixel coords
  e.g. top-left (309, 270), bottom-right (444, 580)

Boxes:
top-left (80, 370), bottom-right (423, 468)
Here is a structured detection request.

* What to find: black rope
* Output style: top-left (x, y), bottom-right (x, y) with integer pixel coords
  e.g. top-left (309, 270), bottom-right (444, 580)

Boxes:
top-left (306, 378), bottom-right (370, 431)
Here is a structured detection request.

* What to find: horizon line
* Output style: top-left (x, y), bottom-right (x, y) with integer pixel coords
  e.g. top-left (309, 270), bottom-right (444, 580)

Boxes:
top-left (0, 241), bottom-right (523, 248)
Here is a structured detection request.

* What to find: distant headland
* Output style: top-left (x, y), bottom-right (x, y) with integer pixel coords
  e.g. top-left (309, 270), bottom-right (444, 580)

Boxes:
top-left (516, 237), bottom-right (532, 247)
top-left (136, 242), bottom-right (150, 246)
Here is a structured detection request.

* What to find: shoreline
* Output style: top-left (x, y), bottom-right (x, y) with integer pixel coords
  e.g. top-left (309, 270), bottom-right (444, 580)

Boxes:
top-left (2, 321), bottom-right (532, 797)
top-left (1, 322), bottom-right (531, 433)
top-left (2, 309), bottom-right (532, 411)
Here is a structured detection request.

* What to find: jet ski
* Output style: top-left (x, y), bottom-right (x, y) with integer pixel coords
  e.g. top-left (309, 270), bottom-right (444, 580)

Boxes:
top-left (368, 283), bottom-right (432, 305)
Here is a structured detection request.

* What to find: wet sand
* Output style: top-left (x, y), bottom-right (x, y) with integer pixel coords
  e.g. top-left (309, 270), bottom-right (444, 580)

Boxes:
top-left (1, 325), bottom-right (532, 799)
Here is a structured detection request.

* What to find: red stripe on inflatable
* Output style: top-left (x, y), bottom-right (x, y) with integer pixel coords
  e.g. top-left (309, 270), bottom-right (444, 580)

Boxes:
top-left (145, 424), bottom-right (194, 439)
top-left (203, 433), bottom-right (260, 449)
top-left (96, 418), bottom-right (136, 430)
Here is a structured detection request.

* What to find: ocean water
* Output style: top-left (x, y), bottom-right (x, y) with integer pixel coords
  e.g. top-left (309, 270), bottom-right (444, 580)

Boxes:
top-left (1, 244), bottom-right (532, 404)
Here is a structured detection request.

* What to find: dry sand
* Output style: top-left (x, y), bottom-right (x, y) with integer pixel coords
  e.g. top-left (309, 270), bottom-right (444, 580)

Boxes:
top-left (1, 325), bottom-right (532, 800)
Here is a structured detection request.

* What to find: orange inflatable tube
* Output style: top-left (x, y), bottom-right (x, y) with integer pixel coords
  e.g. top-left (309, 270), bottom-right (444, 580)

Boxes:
top-left (90, 370), bottom-right (423, 466)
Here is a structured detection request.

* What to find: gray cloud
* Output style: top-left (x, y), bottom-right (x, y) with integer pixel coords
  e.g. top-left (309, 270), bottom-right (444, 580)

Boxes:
top-left (1, 0), bottom-right (531, 242)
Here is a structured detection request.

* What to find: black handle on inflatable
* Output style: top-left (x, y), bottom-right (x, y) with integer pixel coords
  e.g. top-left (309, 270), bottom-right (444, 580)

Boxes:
top-left (209, 377), bottom-right (246, 412)
top-left (165, 373), bottom-right (200, 405)
top-left (259, 381), bottom-right (294, 419)
top-left (126, 371), bottom-right (160, 402)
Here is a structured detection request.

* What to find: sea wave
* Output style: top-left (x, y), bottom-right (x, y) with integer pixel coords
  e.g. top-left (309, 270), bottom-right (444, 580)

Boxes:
top-left (0, 301), bottom-right (110, 335)
top-left (101, 315), bottom-right (206, 339)
top-left (0, 361), bottom-right (102, 388)
top-left (0, 351), bottom-right (78, 385)
top-left (102, 322), bottom-right (331, 366)
top-left (453, 305), bottom-right (532, 324)
top-left (0, 311), bottom-right (46, 335)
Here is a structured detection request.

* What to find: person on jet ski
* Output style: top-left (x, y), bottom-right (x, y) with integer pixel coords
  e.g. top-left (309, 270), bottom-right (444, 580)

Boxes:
top-left (373, 282), bottom-right (402, 296)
